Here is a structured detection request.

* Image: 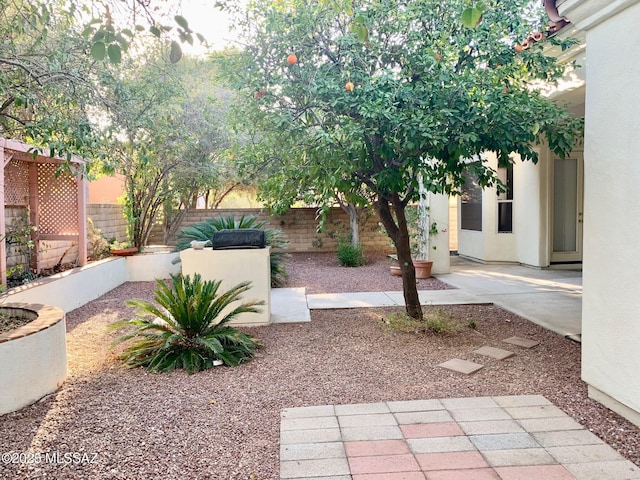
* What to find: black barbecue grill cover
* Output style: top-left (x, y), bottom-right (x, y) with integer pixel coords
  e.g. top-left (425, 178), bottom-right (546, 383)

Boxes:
top-left (211, 229), bottom-right (266, 249)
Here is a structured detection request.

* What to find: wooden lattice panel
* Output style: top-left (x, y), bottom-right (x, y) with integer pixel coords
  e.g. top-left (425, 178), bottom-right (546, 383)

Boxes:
top-left (37, 164), bottom-right (78, 235)
top-left (4, 159), bottom-right (29, 206)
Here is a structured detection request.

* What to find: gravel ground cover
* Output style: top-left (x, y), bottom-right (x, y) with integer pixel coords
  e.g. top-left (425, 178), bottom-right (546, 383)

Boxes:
top-left (282, 252), bottom-right (451, 293)
top-left (1, 253), bottom-right (639, 479)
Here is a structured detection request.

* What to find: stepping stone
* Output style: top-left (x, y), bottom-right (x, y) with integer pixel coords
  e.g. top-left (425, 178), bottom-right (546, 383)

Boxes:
top-left (438, 358), bottom-right (484, 375)
top-left (473, 346), bottom-right (515, 360)
top-left (502, 336), bottom-right (540, 349)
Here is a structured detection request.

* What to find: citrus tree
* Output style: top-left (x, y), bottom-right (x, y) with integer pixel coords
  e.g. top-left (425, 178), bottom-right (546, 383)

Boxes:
top-left (218, 0), bottom-right (582, 320)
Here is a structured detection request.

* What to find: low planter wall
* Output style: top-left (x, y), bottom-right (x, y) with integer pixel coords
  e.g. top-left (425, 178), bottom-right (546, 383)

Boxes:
top-left (5, 257), bottom-right (128, 313)
top-left (0, 303), bottom-right (67, 415)
top-left (126, 251), bottom-right (180, 282)
top-left (4, 252), bottom-right (179, 313)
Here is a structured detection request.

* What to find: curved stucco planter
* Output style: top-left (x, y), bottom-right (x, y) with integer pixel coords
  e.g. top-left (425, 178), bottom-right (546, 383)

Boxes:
top-left (0, 303), bottom-right (67, 415)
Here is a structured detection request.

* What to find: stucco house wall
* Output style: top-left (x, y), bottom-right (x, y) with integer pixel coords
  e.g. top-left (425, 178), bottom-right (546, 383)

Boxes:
top-left (557, 0), bottom-right (640, 427)
top-left (455, 17), bottom-right (586, 269)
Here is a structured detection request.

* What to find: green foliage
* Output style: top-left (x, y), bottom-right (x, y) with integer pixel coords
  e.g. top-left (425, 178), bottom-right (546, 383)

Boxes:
top-left (111, 273), bottom-right (263, 373)
top-left (337, 241), bottom-right (365, 267)
top-left (0, 0), bottom-right (103, 158)
top-left (80, 4), bottom-right (206, 65)
top-left (461, 6), bottom-right (484, 29)
top-left (175, 215), bottom-right (289, 287)
top-left (1, 0), bottom-right (212, 174)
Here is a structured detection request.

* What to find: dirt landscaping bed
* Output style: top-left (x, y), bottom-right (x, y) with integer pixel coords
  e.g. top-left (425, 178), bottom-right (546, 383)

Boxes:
top-left (0, 253), bottom-right (638, 479)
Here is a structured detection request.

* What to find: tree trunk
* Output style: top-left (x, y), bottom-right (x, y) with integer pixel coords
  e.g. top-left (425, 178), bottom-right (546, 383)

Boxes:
top-left (375, 194), bottom-right (423, 321)
top-left (343, 203), bottom-right (360, 246)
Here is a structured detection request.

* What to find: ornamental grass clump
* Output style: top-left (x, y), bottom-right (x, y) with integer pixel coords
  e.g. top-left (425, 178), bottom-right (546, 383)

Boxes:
top-left (111, 273), bottom-right (263, 373)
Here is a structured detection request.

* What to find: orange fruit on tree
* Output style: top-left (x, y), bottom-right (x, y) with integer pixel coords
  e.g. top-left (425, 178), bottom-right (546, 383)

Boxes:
top-left (345, 81), bottom-right (355, 92)
top-left (514, 44), bottom-right (523, 53)
top-left (287, 53), bottom-right (297, 65)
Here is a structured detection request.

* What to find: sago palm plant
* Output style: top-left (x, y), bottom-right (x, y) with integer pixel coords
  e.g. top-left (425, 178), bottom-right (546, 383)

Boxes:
top-left (111, 273), bottom-right (263, 373)
top-left (174, 214), bottom-right (289, 287)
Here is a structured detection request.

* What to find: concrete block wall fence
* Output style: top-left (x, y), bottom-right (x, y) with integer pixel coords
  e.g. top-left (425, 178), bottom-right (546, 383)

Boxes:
top-left (158, 207), bottom-right (393, 253)
top-left (86, 204), bottom-right (128, 245)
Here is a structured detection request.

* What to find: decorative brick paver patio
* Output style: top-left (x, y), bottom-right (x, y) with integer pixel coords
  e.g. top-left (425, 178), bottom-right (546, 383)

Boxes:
top-left (280, 395), bottom-right (640, 480)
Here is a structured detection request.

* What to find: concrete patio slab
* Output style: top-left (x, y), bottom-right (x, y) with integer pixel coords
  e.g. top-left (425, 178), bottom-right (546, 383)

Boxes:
top-left (438, 257), bottom-right (582, 336)
top-left (437, 358), bottom-right (484, 375)
top-left (279, 396), bottom-right (639, 479)
top-left (387, 399), bottom-right (444, 413)
top-left (280, 441), bottom-right (346, 461)
top-left (449, 407), bottom-right (513, 422)
top-left (394, 410), bottom-right (454, 425)
top-left (531, 430), bottom-right (604, 447)
top-left (481, 448), bottom-right (556, 467)
top-left (335, 402), bottom-right (390, 416)
top-left (504, 405), bottom-right (568, 419)
top-left (281, 404), bottom-right (335, 419)
top-left (280, 457), bottom-right (351, 478)
top-left (440, 397), bottom-right (500, 409)
top-left (338, 413), bottom-right (397, 428)
top-left (271, 287), bottom-right (311, 323)
top-left (492, 395), bottom-right (552, 408)
top-left (563, 460), bottom-right (640, 479)
top-left (457, 420), bottom-right (525, 435)
top-left (469, 433), bottom-right (539, 451)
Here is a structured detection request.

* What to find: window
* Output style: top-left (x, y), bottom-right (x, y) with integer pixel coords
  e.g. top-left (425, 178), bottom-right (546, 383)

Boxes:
top-left (497, 164), bottom-right (513, 233)
top-left (461, 167), bottom-right (482, 231)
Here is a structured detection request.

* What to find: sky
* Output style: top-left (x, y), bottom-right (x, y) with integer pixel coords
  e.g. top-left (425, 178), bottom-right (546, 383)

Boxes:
top-left (177, 0), bottom-right (243, 55)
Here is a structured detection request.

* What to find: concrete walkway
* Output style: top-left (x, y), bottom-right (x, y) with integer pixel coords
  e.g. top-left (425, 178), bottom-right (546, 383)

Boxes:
top-left (271, 256), bottom-right (582, 337)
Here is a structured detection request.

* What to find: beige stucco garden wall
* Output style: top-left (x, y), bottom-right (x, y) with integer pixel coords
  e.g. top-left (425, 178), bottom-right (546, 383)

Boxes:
top-left (180, 248), bottom-right (271, 326)
top-left (558, 0), bottom-right (640, 427)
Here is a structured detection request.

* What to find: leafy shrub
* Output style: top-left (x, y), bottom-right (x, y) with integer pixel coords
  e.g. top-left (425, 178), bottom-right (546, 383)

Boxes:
top-left (110, 273), bottom-right (263, 373)
top-left (175, 214), bottom-right (289, 287)
top-left (337, 241), bottom-right (365, 267)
